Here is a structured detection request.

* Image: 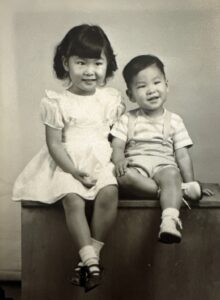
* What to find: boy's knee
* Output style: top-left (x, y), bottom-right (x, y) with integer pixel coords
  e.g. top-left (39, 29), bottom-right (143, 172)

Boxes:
top-left (156, 167), bottom-right (181, 185)
top-left (117, 168), bottom-right (135, 187)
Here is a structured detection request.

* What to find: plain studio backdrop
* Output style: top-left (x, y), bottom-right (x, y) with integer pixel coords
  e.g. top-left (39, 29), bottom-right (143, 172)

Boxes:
top-left (0, 0), bottom-right (220, 279)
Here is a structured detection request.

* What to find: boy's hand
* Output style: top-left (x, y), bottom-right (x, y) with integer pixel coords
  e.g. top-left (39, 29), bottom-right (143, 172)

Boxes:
top-left (72, 170), bottom-right (97, 188)
top-left (200, 182), bottom-right (215, 197)
top-left (202, 188), bottom-right (214, 197)
top-left (115, 159), bottom-right (129, 177)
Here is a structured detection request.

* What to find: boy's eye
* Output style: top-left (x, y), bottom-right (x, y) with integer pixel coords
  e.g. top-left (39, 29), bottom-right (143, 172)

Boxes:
top-left (136, 85), bottom-right (146, 89)
top-left (154, 80), bottom-right (161, 84)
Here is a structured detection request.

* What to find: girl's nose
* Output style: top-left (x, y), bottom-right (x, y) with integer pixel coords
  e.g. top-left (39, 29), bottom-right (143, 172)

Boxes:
top-left (84, 65), bottom-right (94, 76)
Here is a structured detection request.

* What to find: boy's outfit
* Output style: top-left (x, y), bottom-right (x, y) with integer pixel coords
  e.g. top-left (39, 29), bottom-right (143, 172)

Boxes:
top-left (111, 107), bottom-right (199, 243)
top-left (111, 108), bottom-right (193, 178)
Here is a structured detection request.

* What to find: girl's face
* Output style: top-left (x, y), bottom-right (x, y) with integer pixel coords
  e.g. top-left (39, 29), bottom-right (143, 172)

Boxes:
top-left (63, 51), bottom-right (107, 95)
top-left (128, 64), bottom-right (168, 116)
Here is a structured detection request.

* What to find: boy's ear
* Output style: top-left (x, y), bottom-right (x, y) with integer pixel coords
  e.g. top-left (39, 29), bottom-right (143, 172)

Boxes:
top-left (62, 57), bottom-right (69, 72)
top-left (126, 89), bottom-right (136, 103)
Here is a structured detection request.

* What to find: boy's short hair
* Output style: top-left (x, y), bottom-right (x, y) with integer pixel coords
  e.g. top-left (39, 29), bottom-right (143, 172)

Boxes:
top-left (123, 55), bottom-right (166, 88)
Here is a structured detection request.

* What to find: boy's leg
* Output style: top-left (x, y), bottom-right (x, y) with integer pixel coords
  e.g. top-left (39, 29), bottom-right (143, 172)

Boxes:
top-left (153, 167), bottom-right (183, 243)
top-left (117, 168), bottom-right (159, 198)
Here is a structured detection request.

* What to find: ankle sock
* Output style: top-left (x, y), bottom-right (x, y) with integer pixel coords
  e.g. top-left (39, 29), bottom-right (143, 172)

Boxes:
top-left (162, 207), bottom-right (179, 219)
top-left (79, 245), bottom-right (99, 273)
top-left (91, 238), bottom-right (104, 259)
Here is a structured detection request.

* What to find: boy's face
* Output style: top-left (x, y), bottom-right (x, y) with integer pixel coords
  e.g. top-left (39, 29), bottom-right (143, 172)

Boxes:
top-left (128, 64), bottom-right (168, 114)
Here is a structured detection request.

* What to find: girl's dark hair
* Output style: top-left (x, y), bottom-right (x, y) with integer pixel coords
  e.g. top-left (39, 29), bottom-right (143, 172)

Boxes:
top-left (123, 55), bottom-right (166, 88)
top-left (53, 24), bottom-right (117, 80)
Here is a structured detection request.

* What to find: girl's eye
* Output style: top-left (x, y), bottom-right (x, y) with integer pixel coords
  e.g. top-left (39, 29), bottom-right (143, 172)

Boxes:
top-left (96, 62), bottom-right (103, 66)
top-left (154, 81), bottom-right (161, 85)
top-left (76, 61), bottom-right (85, 65)
top-left (137, 85), bottom-right (146, 89)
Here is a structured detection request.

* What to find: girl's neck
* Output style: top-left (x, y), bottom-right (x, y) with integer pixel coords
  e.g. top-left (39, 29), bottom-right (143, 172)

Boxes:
top-left (67, 85), bottom-right (96, 96)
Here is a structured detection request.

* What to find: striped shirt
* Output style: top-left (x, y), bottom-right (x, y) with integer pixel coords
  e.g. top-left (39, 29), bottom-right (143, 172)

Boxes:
top-left (111, 108), bottom-right (193, 161)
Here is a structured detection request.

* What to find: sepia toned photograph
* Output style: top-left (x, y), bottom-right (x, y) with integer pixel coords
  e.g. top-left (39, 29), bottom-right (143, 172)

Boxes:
top-left (0, 0), bottom-right (220, 299)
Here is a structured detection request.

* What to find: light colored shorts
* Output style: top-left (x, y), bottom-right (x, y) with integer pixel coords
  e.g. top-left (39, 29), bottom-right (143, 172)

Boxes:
top-left (126, 155), bottom-right (178, 178)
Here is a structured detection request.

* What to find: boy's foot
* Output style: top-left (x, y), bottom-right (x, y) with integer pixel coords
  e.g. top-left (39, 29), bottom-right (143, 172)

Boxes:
top-left (70, 263), bottom-right (87, 287)
top-left (158, 216), bottom-right (182, 244)
top-left (182, 181), bottom-right (202, 201)
top-left (84, 264), bottom-right (103, 293)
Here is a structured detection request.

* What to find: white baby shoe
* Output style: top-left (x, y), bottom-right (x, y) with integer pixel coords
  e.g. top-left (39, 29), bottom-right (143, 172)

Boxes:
top-left (158, 215), bottom-right (182, 244)
top-left (182, 181), bottom-right (202, 201)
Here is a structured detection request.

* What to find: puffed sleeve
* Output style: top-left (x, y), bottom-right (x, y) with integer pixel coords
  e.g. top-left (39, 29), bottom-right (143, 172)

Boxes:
top-left (110, 114), bottom-right (129, 142)
top-left (105, 88), bottom-right (126, 126)
top-left (40, 97), bottom-right (64, 129)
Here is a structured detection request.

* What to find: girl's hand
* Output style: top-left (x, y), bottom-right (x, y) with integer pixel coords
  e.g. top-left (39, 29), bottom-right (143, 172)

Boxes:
top-left (72, 170), bottom-right (97, 188)
top-left (115, 159), bottom-right (129, 177)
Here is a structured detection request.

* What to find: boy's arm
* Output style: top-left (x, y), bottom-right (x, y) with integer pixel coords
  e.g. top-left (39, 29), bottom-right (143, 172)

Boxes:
top-left (176, 147), bottom-right (214, 196)
top-left (111, 137), bottom-right (129, 177)
top-left (175, 147), bottom-right (194, 182)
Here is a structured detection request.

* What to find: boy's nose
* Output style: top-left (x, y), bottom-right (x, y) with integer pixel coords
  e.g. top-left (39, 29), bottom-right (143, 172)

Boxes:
top-left (147, 85), bottom-right (156, 94)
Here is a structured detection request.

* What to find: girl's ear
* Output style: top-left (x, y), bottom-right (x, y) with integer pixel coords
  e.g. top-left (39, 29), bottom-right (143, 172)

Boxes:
top-left (126, 89), bottom-right (136, 103)
top-left (166, 79), bottom-right (169, 92)
top-left (62, 57), bottom-right (69, 72)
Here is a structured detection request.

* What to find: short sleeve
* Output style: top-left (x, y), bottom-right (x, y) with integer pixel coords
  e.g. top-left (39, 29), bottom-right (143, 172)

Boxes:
top-left (110, 114), bottom-right (129, 142)
top-left (172, 114), bottom-right (193, 150)
top-left (40, 97), bottom-right (64, 129)
top-left (105, 88), bottom-right (126, 126)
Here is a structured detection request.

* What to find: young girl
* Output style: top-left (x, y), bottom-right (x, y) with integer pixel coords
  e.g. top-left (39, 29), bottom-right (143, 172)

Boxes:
top-left (12, 24), bottom-right (125, 292)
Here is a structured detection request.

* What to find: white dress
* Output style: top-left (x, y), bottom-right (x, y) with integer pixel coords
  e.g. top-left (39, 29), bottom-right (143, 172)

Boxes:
top-left (12, 87), bottom-right (124, 203)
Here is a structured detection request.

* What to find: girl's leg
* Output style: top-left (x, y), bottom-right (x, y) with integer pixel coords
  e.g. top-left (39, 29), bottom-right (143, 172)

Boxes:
top-left (117, 168), bottom-right (159, 198)
top-left (153, 167), bottom-right (183, 243)
top-left (62, 193), bottom-right (91, 249)
top-left (91, 185), bottom-right (118, 243)
top-left (63, 193), bottom-right (100, 291)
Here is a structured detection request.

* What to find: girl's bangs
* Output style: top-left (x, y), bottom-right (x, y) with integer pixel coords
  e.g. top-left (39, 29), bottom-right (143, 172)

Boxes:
top-left (69, 38), bottom-right (104, 59)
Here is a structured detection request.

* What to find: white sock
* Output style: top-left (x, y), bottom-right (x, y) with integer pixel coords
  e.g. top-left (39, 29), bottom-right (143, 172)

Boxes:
top-left (79, 245), bottom-right (99, 272)
top-left (91, 238), bottom-right (104, 259)
top-left (162, 208), bottom-right (179, 219)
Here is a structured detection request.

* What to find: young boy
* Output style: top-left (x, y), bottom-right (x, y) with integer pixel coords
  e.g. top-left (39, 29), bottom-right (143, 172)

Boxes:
top-left (111, 55), bottom-right (213, 244)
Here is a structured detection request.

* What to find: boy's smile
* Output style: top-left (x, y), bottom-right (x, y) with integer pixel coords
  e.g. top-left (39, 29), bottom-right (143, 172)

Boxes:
top-left (128, 64), bottom-right (168, 116)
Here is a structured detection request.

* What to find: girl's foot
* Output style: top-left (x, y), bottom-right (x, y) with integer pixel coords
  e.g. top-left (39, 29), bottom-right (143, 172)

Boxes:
top-left (70, 263), bottom-right (87, 287)
top-left (84, 264), bottom-right (103, 293)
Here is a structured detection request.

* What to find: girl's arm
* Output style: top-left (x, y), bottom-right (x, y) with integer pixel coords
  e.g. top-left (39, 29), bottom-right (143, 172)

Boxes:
top-left (111, 137), bottom-right (129, 177)
top-left (46, 125), bottom-right (95, 188)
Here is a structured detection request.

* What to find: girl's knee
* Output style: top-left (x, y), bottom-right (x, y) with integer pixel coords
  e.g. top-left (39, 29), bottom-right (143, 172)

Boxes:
top-left (96, 186), bottom-right (118, 210)
top-left (63, 194), bottom-right (85, 213)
